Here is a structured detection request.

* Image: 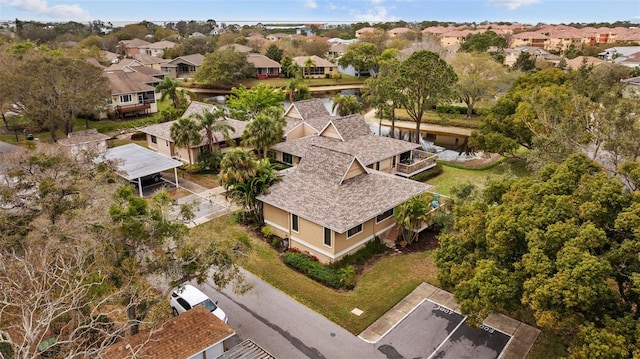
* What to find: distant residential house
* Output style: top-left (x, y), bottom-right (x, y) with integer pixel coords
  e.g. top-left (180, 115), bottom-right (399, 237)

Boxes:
top-left (600, 46), bottom-right (640, 61)
top-left (57, 129), bottom-right (110, 158)
top-left (272, 113), bottom-right (437, 177)
top-left (161, 53), bottom-right (205, 79)
top-left (258, 145), bottom-right (435, 264)
top-left (292, 55), bottom-right (338, 79)
top-left (217, 339), bottom-right (276, 359)
top-left (510, 31), bottom-right (549, 48)
top-left (388, 27), bottom-right (413, 38)
top-left (565, 56), bottom-right (606, 70)
top-left (103, 70), bottom-right (160, 119)
top-left (618, 52), bottom-right (640, 68)
top-left (119, 38), bottom-right (151, 56)
top-left (133, 53), bottom-right (170, 71)
top-left (219, 43), bottom-right (254, 53)
top-left (139, 101), bottom-right (248, 164)
top-left (439, 30), bottom-right (473, 47)
top-left (101, 306), bottom-right (235, 359)
top-left (503, 46), bottom-right (560, 66)
top-left (327, 43), bottom-right (349, 59)
top-left (266, 33), bottom-right (290, 41)
top-left (104, 58), bottom-right (165, 80)
top-left (545, 29), bottom-right (585, 52)
top-left (246, 53), bottom-right (281, 79)
top-left (355, 27), bottom-right (376, 38)
top-left (139, 40), bottom-right (176, 58)
top-left (621, 76), bottom-right (640, 99)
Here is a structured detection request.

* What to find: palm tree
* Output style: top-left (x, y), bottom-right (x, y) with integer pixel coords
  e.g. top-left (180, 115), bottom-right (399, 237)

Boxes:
top-left (285, 61), bottom-right (302, 79)
top-left (190, 108), bottom-right (234, 152)
top-left (242, 107), bottom-right (285, 158)
top-left (285, 77), bottom-right (304, 103)
top-left (219, 148), bottom-right (259, 186)
top-left (331, 94), bottom-right (362, 116)
top-left (223, 157), bottom-right (280, 223)
top-left (156, 77), bottom-right (181, 108)
top-left (170, 117), bottom-right (201, 169)
top-left (303, 57), bottom-right (316, 83)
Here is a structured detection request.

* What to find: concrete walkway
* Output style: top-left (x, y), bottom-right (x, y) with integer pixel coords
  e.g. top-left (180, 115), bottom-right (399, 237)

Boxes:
top-left (359, 282), bottom-right (540, 358)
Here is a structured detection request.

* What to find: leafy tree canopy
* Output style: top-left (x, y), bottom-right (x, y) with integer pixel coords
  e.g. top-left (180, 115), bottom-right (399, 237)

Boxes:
top-left (226, 83), bottom-right (285, 121)
top-left (459, 31), bottom-right (507, 53)
top-left (195, 47), bottom-right (255, 86)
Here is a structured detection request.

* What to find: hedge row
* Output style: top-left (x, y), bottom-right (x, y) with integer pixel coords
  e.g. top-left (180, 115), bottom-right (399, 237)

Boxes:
top-left (410, 163), bottom-right (443, 182)
top-left (282, 252), bottom-right (343, 289)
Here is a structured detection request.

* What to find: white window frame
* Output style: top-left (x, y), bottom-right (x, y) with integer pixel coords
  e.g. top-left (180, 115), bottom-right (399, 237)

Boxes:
top-left (376, 208), bottom-right (394, 223)
top-left (119, 94), bottom-right (132, 103)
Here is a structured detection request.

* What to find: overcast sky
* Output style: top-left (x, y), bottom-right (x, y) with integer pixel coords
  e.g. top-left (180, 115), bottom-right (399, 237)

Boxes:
top-left (1, 0), bottom-right (639, 25)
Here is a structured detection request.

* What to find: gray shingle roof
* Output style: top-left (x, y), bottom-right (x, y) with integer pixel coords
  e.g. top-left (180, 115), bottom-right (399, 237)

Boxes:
top-left (286, 98), bottom-right (335, 133)
top-left (246, 53), bottom-right (282, 68)
top-left (103, 70), bottom-right (157, 95)
top-left (259, 146), bottom-right (433, 233)
top-left (58, 129), bottom-right (110, 146)
top-left (273, 115), bottom-right (420, 166)
top-left (139, 101), bottom-right (247, 147)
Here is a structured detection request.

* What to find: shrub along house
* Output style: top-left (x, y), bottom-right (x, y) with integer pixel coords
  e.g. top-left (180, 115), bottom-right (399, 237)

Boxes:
top-left (272, 113), bottom-right (438, 178)
top-left (258, 145), bottom-right (434, 264)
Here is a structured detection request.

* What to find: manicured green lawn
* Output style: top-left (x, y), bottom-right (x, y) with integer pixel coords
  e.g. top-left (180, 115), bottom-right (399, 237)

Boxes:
top-left (393, 108), bottom-right (483, 128)
top-left (427, 158), bottom-right (529, 196)
top-left (194, 216), bottom-right (438, 335)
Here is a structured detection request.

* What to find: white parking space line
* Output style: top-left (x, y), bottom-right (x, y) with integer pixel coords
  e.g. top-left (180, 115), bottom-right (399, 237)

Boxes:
top-left (427, 316), bottom-right (468, 359)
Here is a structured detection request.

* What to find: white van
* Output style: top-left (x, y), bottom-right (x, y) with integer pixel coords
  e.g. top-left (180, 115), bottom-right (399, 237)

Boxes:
top-left (169, 284), bottom-right (228, 323)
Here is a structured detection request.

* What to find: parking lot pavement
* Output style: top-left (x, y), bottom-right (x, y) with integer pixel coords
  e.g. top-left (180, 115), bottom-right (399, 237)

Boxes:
top-left (376, 300), bottom-right (510, 359)
top-left (361, 283), bottom-right (540, 359)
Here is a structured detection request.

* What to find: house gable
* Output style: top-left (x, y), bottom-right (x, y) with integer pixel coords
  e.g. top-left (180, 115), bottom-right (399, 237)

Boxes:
top-left (319, 122), bottom-right (343, 141)
top-left (342, 157), bottom-right (367, 182)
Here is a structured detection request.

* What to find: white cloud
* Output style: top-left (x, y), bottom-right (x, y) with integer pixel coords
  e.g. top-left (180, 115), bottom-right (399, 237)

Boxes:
top-left (304, 0), bottom-right (318, 9)
top-left (352, 6), bottom-right (397, 22)
top-left (0, 0), bottom-right (91, 20)
top-left (488, 0), bottom-right (540, 10)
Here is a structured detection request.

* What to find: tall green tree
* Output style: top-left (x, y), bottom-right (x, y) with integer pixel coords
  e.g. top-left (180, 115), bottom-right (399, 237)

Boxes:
top-left (434, 153), bottom-right (640, 356)
top-left (459, 31), bottom-right (507, 53)
top-left (190, 108), bottom-right (234, 152)
top-left (338, 42), bottom-right (378, 78)
top-left (170, 117), bottom-right (202, 167)
top-left (226, 83), bottom-right (285, 121)
top-left (265, 44), bottom-right (284, 63)
top-left (331, 94), bottom-right (362, 116)
top-left (450, 52), bottom-right (511, 117)
top-left (220, 150), bottom-right (280, 223)
top-left (362, 48), bottom-right (402, 137)
top-left (0, 48), bottom-right (109, 141)
top-left (512, 51), bottom-right (537, 73)
top-left (241, 107), bottom-right (286, 158)
top-left (284, 77), bottom-right (311, 103)
top-left (195, 47), bottom-right (255, 86)
top-left (396, 50), bottom-right (458, 143)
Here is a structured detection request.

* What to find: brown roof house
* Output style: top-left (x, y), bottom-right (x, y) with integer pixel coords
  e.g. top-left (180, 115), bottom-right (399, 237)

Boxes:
top-left (102, 306), bottom-right (235, 359)
top-left (246, 53), bottom-right (281, 79)
top-left (161, 53), bottom-right (205, 79)
top-left (258, 145), bottom-right (435, 263)
top-left (292, 55), bottom-right (338, 79)
top-left (119, 38), bottom-right (151, 56)
top-left (272, 112), bottom-right (437, 177)
top-left (58, 129), bottom-right (111, 158)
top-left (103, 70), bottom-right (161, 119)
top-left (139, 101), bottom-right (248, 164)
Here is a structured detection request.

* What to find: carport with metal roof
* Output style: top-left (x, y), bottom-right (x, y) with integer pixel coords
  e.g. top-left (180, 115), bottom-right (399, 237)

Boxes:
top-left (103, 143), bottom-right (183, 197)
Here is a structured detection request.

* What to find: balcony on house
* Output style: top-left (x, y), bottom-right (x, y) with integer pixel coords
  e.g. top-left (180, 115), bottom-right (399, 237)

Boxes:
top-left (395, 149), bottom-right (438, 177)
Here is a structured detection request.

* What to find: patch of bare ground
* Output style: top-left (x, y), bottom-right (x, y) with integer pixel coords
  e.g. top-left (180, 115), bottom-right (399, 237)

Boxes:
top-left (447, 153), bottom-right (503, 169)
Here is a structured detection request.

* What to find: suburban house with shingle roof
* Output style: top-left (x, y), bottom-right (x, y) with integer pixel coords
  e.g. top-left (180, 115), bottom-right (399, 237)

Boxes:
top-left (139, 101), bottom-right (248, 164)
top-left (281, 98), bottom-right (336, 141)
top-left (292, 55), bottom-right (339, 79)
top-left (258, 145), bottom-right (434, 263)
top-left (101, 306), bottom-right (235, 359)
top-left (141, 40), bottom-right (177, 58)
top-left (161, 53), bottom-right (205, 79)
top-left (246, 53), bottom-right (281, 79)
top-left (103, 69), bottom-right (161, 119)
top-left (58, 129), bottom-right (110, 158)
top-left (272, 113), bottom-right (437, 177)
top-left (119, 38), bottom-right (151, 56)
